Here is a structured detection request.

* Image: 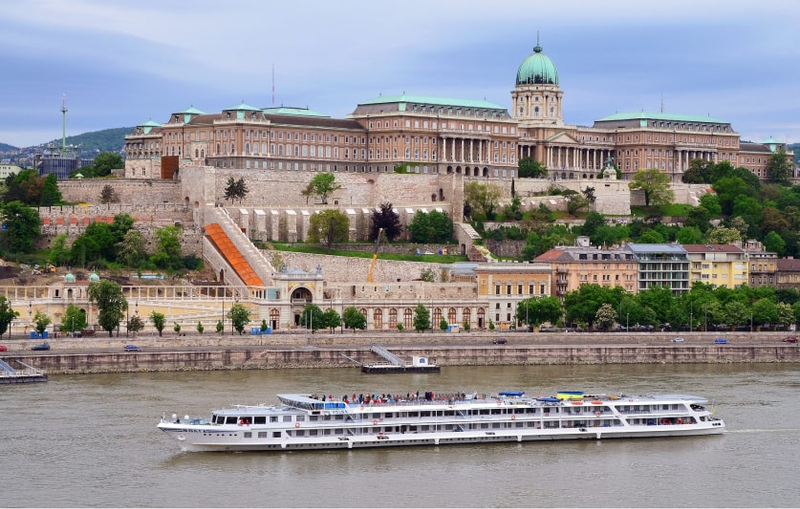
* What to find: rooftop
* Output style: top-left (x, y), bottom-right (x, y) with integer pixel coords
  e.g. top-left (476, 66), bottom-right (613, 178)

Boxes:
top-left (357, 94), bottom-right (506, 111)
top-left (595, 111), bottom-right (727, 124)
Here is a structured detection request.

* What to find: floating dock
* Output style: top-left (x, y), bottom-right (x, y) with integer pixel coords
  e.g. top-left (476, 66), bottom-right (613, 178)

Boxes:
top-left (360, 345), bottom-right (440, 374)
top-left (0, 358), bottom-right (48, 384)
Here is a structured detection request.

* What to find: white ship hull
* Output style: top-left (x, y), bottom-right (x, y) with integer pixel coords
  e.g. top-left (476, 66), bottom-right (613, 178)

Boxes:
top-left (158, 391), bottom-right (725, 453)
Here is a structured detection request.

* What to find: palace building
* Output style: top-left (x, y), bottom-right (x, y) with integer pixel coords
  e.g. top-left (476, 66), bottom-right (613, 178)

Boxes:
top-left (124, 42), bottom-right (792, 183)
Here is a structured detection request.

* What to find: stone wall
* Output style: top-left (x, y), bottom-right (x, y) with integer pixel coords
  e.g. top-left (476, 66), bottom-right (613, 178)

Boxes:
top-left (58, 179), bottom-right (182, 206)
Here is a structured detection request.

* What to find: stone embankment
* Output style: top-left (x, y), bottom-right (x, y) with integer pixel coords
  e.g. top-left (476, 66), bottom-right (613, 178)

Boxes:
top-left (4, 331), bottom-right (800, 375)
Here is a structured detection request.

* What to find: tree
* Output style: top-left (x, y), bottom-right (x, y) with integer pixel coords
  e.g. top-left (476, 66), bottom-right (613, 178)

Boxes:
top-left (300, 304), bottom-right (324, 332)
top-left (420, 268), bottom-right (436, 282)
top-left (322, 309), bottom-right (341, 332)
top-left (100, 184), bottom-right (119, 204)
top-left (582, 186), bottom-right (596, 204)
top-left (48, 233), bottom-right (71, 267)
top-left (308, 209), bottom-right (350, 249)
top-left (117, 229), bottom-right (147, 267)
top-left (40, 173), bottom-right (62, 206)
top-left (565, 192), bottom-right (590, 215)
top-left (150, 311), bottom-right (166, 337)
top-left (173, 322), bottom-right (181, 333)
top-left (439, 317), bottom-right (448, 331)
top-left (408, 210), bottom-right (453, 243)
top-left (0, 297), bottom-right (17, 338)
top-left (503, 195), bottom-right (523, 220)
top-left (60, 304), bottom-right (87, 334)
top-left (91, 152), bottom-right (124, 177)
top-left (676, 226), bottom-right (704, 244)
top-left (342, 306), bottom-right (367, 331)
top-left (763, 231), bottom-right (786, 257)
top-left (197, 321), bottom-right (205, 334)
top-left (412, 304), bottom-right (431, 332)
top-left (724, 300), bottom-right (750, 327)
top-left (0, 201), bottom-right (41, 254)
top-left (595, 303), bottom-right (617, 331)
top-left (215, 320), bottom-right (224, 334)
top-left (151, 225), bottom-right (182, 269)
top-left (370, 202), bottom-right (402, 241)
top-left (751, 298), bottom-right (777, 327)
top-left (223, 177), bottom-right (249, 204)
top-left (228, 303), bottom-right (251, 335)
top-left (32, 310), bottom-right (51, 335)
top-left (88, 280), bottom-right (127, 337)
top-left (681, 159), bottom-right (713, 184)
top-left (464, 181), bottom-right (502, 219)
top-left (260, 319), bottom-right (269, 332)
top-left (518, 157), bottom-right (548, 178)
top-left (766, 148), bottom-right (792, 185)
top-left (517, 296), bottom-right (563, 330)
top-left (127, 315), bottom-right (144, 336)
top-left (302, 173), bottom-right (341, 204)
top-left (706, 226), bottom-right (741, 245)
top-left (628, 168), bottom-right (674, 208)
top-left (776, 302), bottom-right (794, 328)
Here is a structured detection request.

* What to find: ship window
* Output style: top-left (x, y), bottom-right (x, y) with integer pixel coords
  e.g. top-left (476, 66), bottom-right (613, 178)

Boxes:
top-left (270, 416), bottom-right (278, 423)
top-left (244, 432), bottom-right (252, 438)
top-left (309, 415), bottom-right (319, 421)
top-left (296, 430), bottom-right (305, 436)
top-left (258, 432), bottom-right (267, 438)
top-left (272, 431), bottom-right (281, 438)
top-left (283, 416), bottom-right (292, 422)
top-left (254, 416), bottom-right (266, 425)
top-left (225, 417), bottom-right (237, 424)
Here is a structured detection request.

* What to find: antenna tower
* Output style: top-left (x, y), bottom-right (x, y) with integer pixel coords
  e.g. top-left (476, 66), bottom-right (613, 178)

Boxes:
top-left (61, 93), bottom-right (68, 154)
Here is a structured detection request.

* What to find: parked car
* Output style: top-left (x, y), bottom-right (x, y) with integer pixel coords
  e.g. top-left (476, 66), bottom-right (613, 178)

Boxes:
top-left (0, 345), bottom-right (7, 352)
top-left (124, 344), bottom-right (142, 352)
top-left (31, 343), bottom-right (50, 351)
top-left (714, 338), bottom-right (728, 344)
top-left (782, 336), bottom-right (798, 343)
top-left (670, 337), bottom-right (685, 343)
top-left (492, 338), bottom-right (508, 345)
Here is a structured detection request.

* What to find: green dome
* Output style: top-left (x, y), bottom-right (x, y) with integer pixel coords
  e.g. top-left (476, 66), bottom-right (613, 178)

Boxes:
top-left (89, 272), bottom-right (100, 282)
top-left (516, 44), bottom-right (559, 86)
top-left (64, 272), bottom-right (75, 283)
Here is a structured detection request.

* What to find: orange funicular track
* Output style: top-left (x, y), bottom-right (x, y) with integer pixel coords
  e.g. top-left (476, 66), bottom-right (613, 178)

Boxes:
top-left (204, 223), bottom-right (264, 287)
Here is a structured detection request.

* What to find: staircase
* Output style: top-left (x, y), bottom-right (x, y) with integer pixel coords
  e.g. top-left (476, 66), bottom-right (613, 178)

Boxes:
top-left (205, 223), bottom-right (264, 287)
top-left (370, 345), bottom-right (407, 367)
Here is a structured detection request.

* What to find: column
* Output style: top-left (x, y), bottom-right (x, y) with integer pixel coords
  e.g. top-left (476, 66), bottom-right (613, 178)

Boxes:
top-left (469, 139), bottom-right (474, 163)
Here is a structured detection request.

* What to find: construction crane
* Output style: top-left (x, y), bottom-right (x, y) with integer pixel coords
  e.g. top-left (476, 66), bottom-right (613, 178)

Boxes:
top-left (367, 228), bottom-right (384, 282)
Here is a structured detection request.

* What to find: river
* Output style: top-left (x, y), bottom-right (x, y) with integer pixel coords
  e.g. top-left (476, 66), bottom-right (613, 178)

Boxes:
top-left (2, 363), bottom-right (798, 508)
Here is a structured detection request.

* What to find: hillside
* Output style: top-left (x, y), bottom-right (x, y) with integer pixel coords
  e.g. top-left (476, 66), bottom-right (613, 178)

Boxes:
top-left (0, 142), bottom-right (18, 151)
top-left (46, 126), bottom-right (134, 153)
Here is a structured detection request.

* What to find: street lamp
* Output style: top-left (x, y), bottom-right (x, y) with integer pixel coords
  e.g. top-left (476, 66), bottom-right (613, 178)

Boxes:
top-left (626, 313), bottom-right (629, 332)
top-left (689, 302), bottom-right (693, 333)
top-left (704, 304), bottom-right (708, 333)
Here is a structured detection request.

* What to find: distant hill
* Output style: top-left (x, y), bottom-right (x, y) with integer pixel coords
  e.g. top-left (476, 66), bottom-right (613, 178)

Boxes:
top-left (45, 127), bottom-right (134, 154)
top-left (790, 143), bottom-right (800, 166)
top-left (0, 142), bottom-right (18, 151)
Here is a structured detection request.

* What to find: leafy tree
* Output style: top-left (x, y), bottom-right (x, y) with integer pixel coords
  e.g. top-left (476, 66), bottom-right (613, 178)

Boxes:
top-left (0, 297), bottom-right (18, 338)
top-left (91, 152), bottom-right (124, 177)
top-left (676, 226), bottom-right (704, 244)
top-left (302, 173), bottom-right (341, 204)
top-left (724, 300), bottom-right (750, 328)
top-left (638, 229), bottom-right (665, 243)
top-left (197, 321), bottom-right (205, 334)
top-left (699, 194), bottom-right (722, 217)
top-left (40, 173), bottom-right (62, 206)
top-left (595, 303), bottom-right (617, 331)
top-left (300, 304), bottom-right (324, 332)
top-left (32, 310), bottom-right (51, 335)
top-left (260, 319), bottom-right (269, 332)
top-left (215, 320), bottom-right (224, 334)
top-left (517, 296), bottom-right (562, 330)
top-left (413, 303), bottom-right (430, 332)
top-left (729, 216), bottom-right (750, 241)
top-left (518, 157), bottom-right (548, 178)
top-left (322, 309), bottom-right (341, 332)
top-left (228, 303), bottom-right (251, 335)
top-left (776, 302), bottom-right (794, 328)
top-left (0, 201), bottom-right (41, 254)
top-left (151, 225), bottom-right (182, 269)
top-left (88, 280), bottom-right (128, 337)
top-left (420, 268), bottom-right (436, 282)
top-left (127, 315), bottom-right (144, 336)
top-left (439, 317), bottom-right (448, 331)
top-left (117, 229), bottom-right (147, 267)
top-left (173, 322), bottom-right (181, 333)
top-left (628, 168), bottom-right (674, 208)
top-left (408, 210), bottom-right (453, 243)
top-left (100, 184), bottom-right (119, 204)
top-left (706, 226), bottom-right (741, 244)
top-left (766, 148), bottom-right (792, 185)
top-left (464, 181), bottom-right (502, 219)
top-left (223, 177), bottom-right (249, 204)
top-left (60, 304), bottom-right (87, 334)
top-left (48, 233), bottom-right (71, 267)
top-left (566, 193), bottom-right (590, 215)
top-left (713, 177), bottom-right (753, 215)
top-left (370, 202), bottom-right (402, 241)
top-left (751, 298), bottom-right (777, 327)
top-left (502, 195), bottom-right (523, 220)
top-left (150, 311), bottom-right (166, 337)
top-left (582, 186), bottom-right (596, 204)
top-left (80, 221), bottom-right (116, 262)
top-left (308, 209), bottom-right (350, 250)
top-left (342, 306), bottom-right (367, 330)
top-left (683, 207), bottom-right (711, 233)
top-left (763, 231), bottom-right (786, 257)
top-left (563, 284), bottom-right (625, 329)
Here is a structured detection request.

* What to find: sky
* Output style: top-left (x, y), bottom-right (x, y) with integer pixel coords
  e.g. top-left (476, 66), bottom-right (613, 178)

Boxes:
top-left (2, 0), bottom-right (799, 148)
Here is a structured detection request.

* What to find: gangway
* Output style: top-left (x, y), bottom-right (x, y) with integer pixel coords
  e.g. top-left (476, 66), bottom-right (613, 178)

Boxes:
top-left (370, 345), bottom-right (407, 367)
top-left (0, 358), bottom-right (16, 374)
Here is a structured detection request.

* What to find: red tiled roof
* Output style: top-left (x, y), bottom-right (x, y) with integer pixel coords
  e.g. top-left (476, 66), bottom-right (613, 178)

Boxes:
top-left (777, 258), bottom-right (800, 271)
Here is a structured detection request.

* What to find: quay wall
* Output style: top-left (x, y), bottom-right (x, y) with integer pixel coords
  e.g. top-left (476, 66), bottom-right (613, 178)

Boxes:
top-left (4, 331), bottom-right (799, 375)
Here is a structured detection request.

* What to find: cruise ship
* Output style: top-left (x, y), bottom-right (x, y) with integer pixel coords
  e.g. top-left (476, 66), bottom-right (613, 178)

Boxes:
top-left (157, 390), bottom-right (725, 452)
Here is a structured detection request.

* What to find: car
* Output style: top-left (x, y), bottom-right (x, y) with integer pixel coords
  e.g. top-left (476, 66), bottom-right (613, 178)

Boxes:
top-left (670, 337), bottom-right (685, 343)
top-left (31, 343), bottom-right (50, 351)
top-left (124, 344), bottom-right (142, 352)
top-left (782, 336), bottom-right (798, 343)
top-left (492, 338), bottom-right (508, 345)
top-left (714, 338), bottom-right (728, 344)
top-left (0, 345), bottom-right (7, 352)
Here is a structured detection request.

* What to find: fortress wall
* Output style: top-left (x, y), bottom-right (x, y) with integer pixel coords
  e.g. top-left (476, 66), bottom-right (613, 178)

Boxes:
top-left (57, 179), bottom-right (182, 205)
